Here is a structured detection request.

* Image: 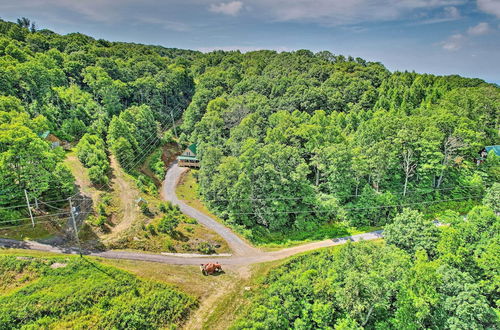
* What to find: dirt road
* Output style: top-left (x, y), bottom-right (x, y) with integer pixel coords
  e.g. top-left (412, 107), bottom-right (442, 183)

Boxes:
top-left (101, 156), bottom-right (139, 242)
top-left (0, 161), bottom-right (384, 264)
top-left (0, 230), bottom-right (383, 265)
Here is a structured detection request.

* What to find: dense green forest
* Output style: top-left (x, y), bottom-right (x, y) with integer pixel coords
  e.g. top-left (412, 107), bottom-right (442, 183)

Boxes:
top-left (0, 18), bottom-right (196, 221)
top-left (0, 255), bottom-right (196, 328)
top-left (0, 17), bottom-right (498, 241)
top-left (233, 187), bottom-right (499, 329)
top-left (188, 47), bottom-right (499, 240)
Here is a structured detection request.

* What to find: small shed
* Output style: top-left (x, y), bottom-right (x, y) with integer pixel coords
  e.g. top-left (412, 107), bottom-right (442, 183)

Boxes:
top-left (39, 131), bottom-right (70, 150)
top-left (178, 143), bottom-right (200, 168)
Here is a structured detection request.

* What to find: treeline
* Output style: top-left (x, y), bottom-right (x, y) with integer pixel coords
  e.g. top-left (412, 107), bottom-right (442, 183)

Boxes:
top-left (0, 18), bottom-right (196, 213)
top-left (233, 187), bottom-right (499, 329)
top-left (181, 49), bottom-right (499, 238)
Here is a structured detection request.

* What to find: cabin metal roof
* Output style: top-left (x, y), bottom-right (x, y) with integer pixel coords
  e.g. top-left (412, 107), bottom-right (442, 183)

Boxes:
top-left (178, 155), bottom-right (198, 161)
top-left (485, 145), bottom-right (500, 156)
top-left (187, 143), bottom-right (197, 155)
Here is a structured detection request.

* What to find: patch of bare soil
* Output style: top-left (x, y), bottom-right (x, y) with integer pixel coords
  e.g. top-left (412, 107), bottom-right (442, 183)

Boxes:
top-left (101, 156), bottom-right (139, 242)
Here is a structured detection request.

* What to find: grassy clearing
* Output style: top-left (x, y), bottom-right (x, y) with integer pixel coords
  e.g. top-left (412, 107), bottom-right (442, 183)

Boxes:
top-left (0, 220), bottom-right (65, 241)
top-left (0, 249), bottom-right (243, 329)
top-left (176, 170), bottom-right (381, 250)
top-left (176, 169), bottom-right (217, 219)
top-left (100, 258), bottom-right (239, 300)
top-left (0, 252), bottom-right (196, 329)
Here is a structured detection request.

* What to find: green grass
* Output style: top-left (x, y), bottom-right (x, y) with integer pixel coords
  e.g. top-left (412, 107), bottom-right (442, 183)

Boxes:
top-left (251, 224), bottom-right (382, 249)
top-left (0, 220), bottom-right (64, 241)
top-left (0, 253), bottom-right (197, 328)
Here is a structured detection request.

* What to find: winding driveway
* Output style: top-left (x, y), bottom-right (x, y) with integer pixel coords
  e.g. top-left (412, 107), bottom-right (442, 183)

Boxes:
top-left (162, 162), bottom-right (259, 256)
top-left (0, 162), bottom-right (384, 265)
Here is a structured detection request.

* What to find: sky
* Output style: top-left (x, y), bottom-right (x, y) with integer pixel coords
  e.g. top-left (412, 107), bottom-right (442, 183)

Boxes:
top-left (1, 0), bottom-right (499, 84)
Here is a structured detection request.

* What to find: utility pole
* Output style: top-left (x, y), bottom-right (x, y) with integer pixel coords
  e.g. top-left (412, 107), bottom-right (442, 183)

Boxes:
top-left (24, 189), bottom-right (35, 227)
top-left (68, 197), bottom-right (83, 257)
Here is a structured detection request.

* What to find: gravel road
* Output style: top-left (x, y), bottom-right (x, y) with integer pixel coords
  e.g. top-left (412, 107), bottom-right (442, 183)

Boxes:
top-left (0, 161), bottom-right (384, 265)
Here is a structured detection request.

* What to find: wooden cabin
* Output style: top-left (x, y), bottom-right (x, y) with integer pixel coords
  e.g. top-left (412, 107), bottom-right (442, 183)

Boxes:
top-left (178, 143), bottom-right (200, 168)
top-left (39, 131), bottom-right (71, 150)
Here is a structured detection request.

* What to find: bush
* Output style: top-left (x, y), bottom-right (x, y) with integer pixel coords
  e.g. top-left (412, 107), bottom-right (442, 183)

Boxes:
top-left (164, 239), bottom-right (175, 251)
top-left (183, 217), bottom-right (198, 224)
top-left (77, 133), bottom-right (110, 184)
top-left (159, 202), bottom-right (173, 213)
top-left (140, 203), bottom-right (150, 215)
top-left (197, 242), bottom-right (215, 254)
top-left (97, 203), bottom-right (107, 216)
top-left (87, 215), bottom-right (106, 227)
top-left (146, 224), bottom-right (156, 235)
top-left (156, 215), bottom-right (179, 234)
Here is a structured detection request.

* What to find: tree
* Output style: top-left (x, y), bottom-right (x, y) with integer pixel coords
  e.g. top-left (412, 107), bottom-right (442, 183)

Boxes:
top-left (384, 208), bottom-right (440, 256)
top-left (157, 214), bottom-right (179, 234)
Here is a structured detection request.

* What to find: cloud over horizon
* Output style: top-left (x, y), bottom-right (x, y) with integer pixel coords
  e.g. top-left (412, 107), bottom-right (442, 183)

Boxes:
top-left (209, 1), bottom-right (243, 16)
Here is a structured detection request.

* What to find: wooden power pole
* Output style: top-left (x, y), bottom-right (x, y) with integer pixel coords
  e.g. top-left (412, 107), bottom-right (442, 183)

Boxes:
top-left (24, 189), bottom-right (35, 227)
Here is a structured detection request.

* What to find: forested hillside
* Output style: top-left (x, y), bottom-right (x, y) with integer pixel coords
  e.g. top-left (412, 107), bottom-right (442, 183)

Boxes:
top-left (187, 50), bottom-right (499, 241)
top-left (233, 188), bottom-right (499, 329)
top-left (0, 17), bottom-right (498, 243)
top-left (0, 18), bottom-right (196, 221)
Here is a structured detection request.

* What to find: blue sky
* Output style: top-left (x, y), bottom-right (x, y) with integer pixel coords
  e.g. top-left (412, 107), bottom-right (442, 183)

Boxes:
top-left (1, 0), bottom-right (499, 84)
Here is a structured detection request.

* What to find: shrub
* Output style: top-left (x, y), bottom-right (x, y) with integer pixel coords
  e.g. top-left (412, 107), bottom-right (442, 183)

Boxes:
top-left (164, 239), bottom-right (174, 251)
top-left (159, 201), bottom-right (173, 213)
top-left (183, 217), bottom-right (198, 224)
top-left (197, 242), bottom-right (215, 254)
top-left (156, 215), bottom-right (179, 234)
top-left (146, 224), bottom-right (156, 235)
top-left (140, 203), bottom-right (150, 215)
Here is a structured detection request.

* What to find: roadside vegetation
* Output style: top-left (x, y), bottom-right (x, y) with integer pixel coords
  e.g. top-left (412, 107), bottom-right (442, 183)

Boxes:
top-left (0, 254), bottom-right (196, 328)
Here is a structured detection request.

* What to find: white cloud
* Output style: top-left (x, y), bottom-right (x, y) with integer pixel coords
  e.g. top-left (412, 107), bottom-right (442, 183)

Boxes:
top-left (477, 0), bottom-right (500, 18)
top-left (467, 22), bottom-right (490, 35)
top-left (441, 21), bottom-right (492, 51)
top-left (209, 1), bottom-right (243, 16)
top-left (441, 33), bottom-right (465, 50)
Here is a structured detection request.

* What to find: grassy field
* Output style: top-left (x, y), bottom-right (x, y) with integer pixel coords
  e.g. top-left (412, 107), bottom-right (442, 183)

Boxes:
top-left (0, 251), bottom-right (196, 328)
top-left (176, 170), bottom-right (381, 249)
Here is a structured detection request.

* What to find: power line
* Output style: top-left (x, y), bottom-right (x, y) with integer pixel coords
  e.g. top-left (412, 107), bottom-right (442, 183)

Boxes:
top-left (0, 198), bottom-right (87, 211)
top-left (0, 211), bottom-right (92, 225)
top-left (194, 184), bottom-right (482, 203)
top-left (0, 219), bottom-right (68, 231)
top-left (225, 195), bottom-right (482, 216)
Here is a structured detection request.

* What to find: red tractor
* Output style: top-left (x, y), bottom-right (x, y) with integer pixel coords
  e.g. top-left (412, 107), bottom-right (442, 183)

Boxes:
top-left (200, 262), bottom-right (222, 275)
